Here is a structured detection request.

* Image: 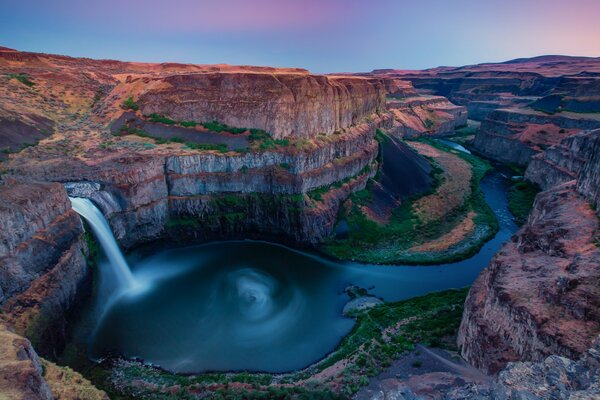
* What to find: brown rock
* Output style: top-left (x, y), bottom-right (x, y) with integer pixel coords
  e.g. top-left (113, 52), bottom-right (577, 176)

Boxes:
top-left (458, 182), bottom-right (600, 374)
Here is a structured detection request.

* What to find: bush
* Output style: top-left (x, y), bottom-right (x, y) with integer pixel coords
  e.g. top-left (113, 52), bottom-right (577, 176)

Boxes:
top-left (8, 73), bottom-right (35, 87)
top-left (508, 180), bottom-right (540, 226)
top-left (147, 113), bottom-right (176, 125)
top-left (121, 96), bottom-right (139, 111)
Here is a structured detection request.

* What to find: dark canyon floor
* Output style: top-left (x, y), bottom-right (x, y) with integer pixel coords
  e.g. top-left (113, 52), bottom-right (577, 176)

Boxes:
top-left (0, 48), bottom-right (599, 400)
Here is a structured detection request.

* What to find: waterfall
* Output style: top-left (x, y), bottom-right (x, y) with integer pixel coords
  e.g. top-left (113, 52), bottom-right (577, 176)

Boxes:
top-left (69, 197), bottom-right (137, 290)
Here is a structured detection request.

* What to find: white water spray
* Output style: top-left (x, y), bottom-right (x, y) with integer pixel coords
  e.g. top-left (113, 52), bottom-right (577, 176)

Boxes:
top-left (69, 197), bottom-right (137, 290)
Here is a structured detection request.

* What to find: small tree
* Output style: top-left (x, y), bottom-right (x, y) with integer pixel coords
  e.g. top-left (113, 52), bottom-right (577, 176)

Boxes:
top-left (121, 96), bottom-right (139, 111)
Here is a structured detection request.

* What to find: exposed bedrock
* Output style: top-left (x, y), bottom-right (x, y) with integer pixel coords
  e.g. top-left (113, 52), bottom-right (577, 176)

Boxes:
top-left (0, 180), bottom-right (89, 353)
top-left (386, 95), bottom-right (467, 137)
top-left (473, 108), bottom-right (600, 165)
top-left (10, 118), bottom-right (386, 249)
top-left (133, 73), bottom-right (386, 139)
top-left (364, 56), bottom-right (600, 121)
top-left (576, 130), bottom-right (600, 212)
top-left (525, 128), bottom-right (600, 190)
top-left (457, 182), bottom-right (600, 374)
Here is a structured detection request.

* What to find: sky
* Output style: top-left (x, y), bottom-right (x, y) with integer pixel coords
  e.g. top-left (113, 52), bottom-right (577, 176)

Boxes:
top-left (1, 0), bottom-right (599, 73)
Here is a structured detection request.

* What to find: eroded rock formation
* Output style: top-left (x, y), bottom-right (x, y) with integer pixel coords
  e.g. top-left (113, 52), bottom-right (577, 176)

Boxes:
top-left (134, 73), bottom-right (386, 139)
top-left (458, 127), bottom-right (600, 374)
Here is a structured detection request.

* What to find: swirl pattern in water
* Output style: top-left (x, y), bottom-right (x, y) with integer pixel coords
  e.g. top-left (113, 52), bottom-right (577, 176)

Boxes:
top-left (90, 242), bottom-right (354, 373)
top-left (80, 171), bottom-right (517, 374)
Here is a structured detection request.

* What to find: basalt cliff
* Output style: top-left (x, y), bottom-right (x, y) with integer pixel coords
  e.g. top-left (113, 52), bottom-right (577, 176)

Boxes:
top-left (458, 129), bottom-right (600, 375)
top-left (0, 48), bottom-right (397, 399)
top-left (2, 48), bottom-right (600, 400)
top-left (362, 55), bottom-right (600, 166)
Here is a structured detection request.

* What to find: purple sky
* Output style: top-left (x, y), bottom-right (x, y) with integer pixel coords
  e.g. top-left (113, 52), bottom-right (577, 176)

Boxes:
top-left (2, 0), bottom-right (599, 73)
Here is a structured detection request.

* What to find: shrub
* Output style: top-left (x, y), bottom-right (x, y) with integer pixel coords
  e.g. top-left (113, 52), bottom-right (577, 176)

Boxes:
top-left (121, 96), bottom-right (139, 111)
top-left (147, 113), bottom-right (176, 125)
top-left (8, 73), bottom-right (35, 87)
top-left (508, 180), bottom-right (541, 226)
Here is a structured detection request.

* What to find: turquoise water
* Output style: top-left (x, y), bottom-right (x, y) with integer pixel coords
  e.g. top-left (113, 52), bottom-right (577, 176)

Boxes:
top-left (85, 170), bottom-right (517, 373)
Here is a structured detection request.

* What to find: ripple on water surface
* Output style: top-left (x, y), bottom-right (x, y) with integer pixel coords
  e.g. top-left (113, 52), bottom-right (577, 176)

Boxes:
top-left (91, 242), bottom-right (354, 373)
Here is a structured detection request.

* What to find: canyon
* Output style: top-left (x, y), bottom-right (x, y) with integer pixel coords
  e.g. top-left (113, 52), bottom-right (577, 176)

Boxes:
top-left (0, 47), bottom-right (599, 400)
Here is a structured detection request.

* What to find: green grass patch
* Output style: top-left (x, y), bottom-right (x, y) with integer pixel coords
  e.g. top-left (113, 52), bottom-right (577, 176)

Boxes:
top-left (117, 124), bottom-right (229, 153)
top-left (322, 139), bottom-right (499, 264)
top-left (202, 120), bottom-right (247, 134)
top-left (121, 96), bottom-right (139, 111)
top-left (147, 113), bottom-right (177, 125)
top-left (508, 180), bottom-right (540, 226)
top-left (7, 73), bottom-right (35, 87)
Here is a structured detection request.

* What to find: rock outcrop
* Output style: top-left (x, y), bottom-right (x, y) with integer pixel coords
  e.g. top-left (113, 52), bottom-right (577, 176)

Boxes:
top-left (0, 322), bottom-right (108, 400)
top-left (134, 73), bottom-right (386, 139)
top-left (364, 55), bottom-right (600, 121)
top-left (387, 95), bottom-right (467, 137)
top-left (473, 108), bottom-right (600, 166)
top-left (525, 128), bottom-right (600, 190)
top-left (0, 180), bottom-right (89, 353)
top-left (458, 182), bottom-right (600, 374)
top-left (576, 131), bottom-right (600, 213)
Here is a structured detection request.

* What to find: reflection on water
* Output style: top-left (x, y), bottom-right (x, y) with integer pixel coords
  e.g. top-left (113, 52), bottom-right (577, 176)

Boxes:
top-left (83, 171), bottom-right (517, 373)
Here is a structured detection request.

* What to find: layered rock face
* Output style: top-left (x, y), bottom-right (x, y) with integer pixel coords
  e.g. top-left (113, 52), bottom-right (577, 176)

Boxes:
top-left (386, 95), bottom-right (467, 137)
top-left (576, 131), bottom-right (600, 212)
top-left (525, 128), bottom-right (600, 190)
top-left (474, 108), bottom-right (600, 166)
top-left (0, 180), bottom-right (89, 352)
top-left (0, 48), bottom-right (393, 398)
top-left (366, 55), bottom-right (600, 121)
top-left (9, 117), bottom-right (384, 249)
top-left (135, 73), bottom-right (386, 139)
top-left (458, 181), bottom-right (600, 374)
top-left (358, 56), bottom-right (600, 168)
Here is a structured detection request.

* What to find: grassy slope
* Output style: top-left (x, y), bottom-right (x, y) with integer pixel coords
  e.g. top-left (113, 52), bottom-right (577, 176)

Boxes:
top-left (507, 180), bottom-right (541, 226)
top-left (321, 138), bottom-right (499, 264)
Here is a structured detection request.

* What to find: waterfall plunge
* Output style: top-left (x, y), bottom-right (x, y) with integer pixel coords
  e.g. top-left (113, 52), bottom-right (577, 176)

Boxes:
top-left (69, 197), bottom-right (137, 291)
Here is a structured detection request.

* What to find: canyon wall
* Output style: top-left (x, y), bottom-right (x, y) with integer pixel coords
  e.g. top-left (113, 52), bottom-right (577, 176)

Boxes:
top-left (0, 180), bottom-right (90, 355)
top-left (10, 118), bottom-right (384, 249)
top-left (473, 108), bottom-right (600, 166)
top-left (127, 73), bottom-right (386, 139)
top-left (525, 128), bottom-right (600, 190)
top-left (458, 181), bottom-right (600, 373)
top-left (386, 95), bottom-right (467, 137)
top-left (458, 130), bottom-right (600, 374)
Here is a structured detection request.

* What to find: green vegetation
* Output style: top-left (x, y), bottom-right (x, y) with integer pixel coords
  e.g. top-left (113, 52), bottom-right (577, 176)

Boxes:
top-left (121, 96), bottom-right (139, 111)
top-left (117, 124), bottom-right (229, 153)
top-left (184, 142), bottom-right (228, 152)
top-left (247, 128), bottom-right (289, 150)
top-left (322, 139), bottom-right (499, 264)
top-left (423, 118), bottom-right (435, 130)
top-left (307, 163), bottom-right (373, 202)
top-left (133, 115), bottom-right (291, 152)
top-left (163, 193), bottom-right (305, 238)
top-left (508, 180), bottom-right (541, 226)
top-left (99, 288), bottom-right (467, 399)
top-left (7, 73), bottom-right (35, 87)
top-left (202, 120), bottom-right (247, 134)
top-left (147, 113), bottom-right (177, 125)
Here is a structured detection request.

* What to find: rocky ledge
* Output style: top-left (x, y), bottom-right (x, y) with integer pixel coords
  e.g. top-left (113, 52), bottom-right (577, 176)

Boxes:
top-left (386, 95), bottom-right (467, 137)
top-left (458, 181), bottom-right (600, 374)
top-left (473, 108), bottom-right (600, 166)
top-left (525, 128), bottom-right (600, 190)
